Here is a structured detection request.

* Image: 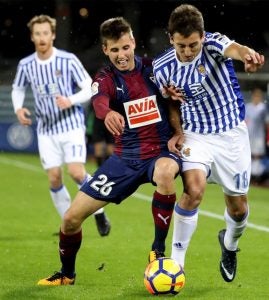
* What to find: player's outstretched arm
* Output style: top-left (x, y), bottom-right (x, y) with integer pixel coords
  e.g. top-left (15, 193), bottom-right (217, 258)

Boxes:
top-left (224, 42), bottom-right (265, 73)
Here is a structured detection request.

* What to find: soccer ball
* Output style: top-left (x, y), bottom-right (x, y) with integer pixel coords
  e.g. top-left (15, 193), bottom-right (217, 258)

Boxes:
top-left (144, 257), bottom-right (185, 295)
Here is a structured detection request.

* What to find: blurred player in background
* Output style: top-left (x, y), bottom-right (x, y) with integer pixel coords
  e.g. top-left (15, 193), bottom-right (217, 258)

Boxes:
top-left (245, 87), bottom-right (269, 184)
top-left (11, 14), bottom-right (111, 236)
top-left (153, 4), bottom-right (264, 282)
top-left (86, 106), bottom-right (115, 167)
top-left (37, 16), bottom-right (183, 285)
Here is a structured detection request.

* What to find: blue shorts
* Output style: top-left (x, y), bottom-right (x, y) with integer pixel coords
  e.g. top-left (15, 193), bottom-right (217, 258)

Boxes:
top-left (80, 152), bottom-right (181, 204)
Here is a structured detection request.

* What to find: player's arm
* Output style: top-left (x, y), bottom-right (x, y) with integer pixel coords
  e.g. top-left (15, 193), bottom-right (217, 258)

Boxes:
top-left (224, 42), bottom-right (265, 73)
top-left (11, 88), bottom-right (32, 126)
top-left (93, 95), bottom-right (125, 136)
top-left (153, 63), bottom-right (185, 103)
top-left (56, 77), bottom-right (93, 109)
top-left (167, 100), bottom-right (184, 155)
top-left (92, 76), bottom-right (125, 136)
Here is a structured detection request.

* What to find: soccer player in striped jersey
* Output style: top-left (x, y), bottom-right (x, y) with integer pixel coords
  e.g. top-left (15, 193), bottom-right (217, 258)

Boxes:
top-left (11, 15), bottom-right (111, 237)
top-left (153, 4), bottom-right (264, 282)
top-left (37, 16), bottom-right (182, 286)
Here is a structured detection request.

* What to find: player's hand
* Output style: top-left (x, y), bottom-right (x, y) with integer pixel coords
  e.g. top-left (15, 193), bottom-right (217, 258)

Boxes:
top-left (168, 133), bottom-right (185, 155)
top-left (16, 108), bottom-right (32, 126)
top-left (162, 85), bottom-right (185, 103)
top-left (244, 50), bottom-right (265, 73)
top-left (104, 110), bottom-right (125, 136)
top-left (56, 95), bottom-right (72, 109)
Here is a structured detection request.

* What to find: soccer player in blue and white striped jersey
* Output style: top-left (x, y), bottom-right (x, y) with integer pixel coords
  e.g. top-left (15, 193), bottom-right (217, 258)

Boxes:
top-left (153, 4), bottom-right (264, 282)
top-left (11, 15), bottom-right (111, 236)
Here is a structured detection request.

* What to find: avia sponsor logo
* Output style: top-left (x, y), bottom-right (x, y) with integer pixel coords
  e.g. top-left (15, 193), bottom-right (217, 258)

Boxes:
top-left (123, 95), bottom-right (162, 128)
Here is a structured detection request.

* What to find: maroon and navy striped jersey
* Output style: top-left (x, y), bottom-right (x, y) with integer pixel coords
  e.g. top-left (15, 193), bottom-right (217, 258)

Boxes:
top-left (92, 56), bottom-right (173, 160)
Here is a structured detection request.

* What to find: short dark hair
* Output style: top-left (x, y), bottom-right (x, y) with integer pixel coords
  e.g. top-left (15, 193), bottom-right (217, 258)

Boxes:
top-left (168, 4), bottom-right (204, 38)
top-left (100, 17), bottom-right (133, 45)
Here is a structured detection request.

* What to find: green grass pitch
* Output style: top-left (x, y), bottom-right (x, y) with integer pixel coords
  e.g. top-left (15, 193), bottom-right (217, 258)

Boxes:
top-left (0, 152), bottom-right (268, 299)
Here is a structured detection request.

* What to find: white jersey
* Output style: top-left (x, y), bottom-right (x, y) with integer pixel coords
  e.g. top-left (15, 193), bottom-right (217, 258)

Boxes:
top-left (12, 47), bottom-right (90, 135)
top-left (153, 32), bottom-right (245, 134)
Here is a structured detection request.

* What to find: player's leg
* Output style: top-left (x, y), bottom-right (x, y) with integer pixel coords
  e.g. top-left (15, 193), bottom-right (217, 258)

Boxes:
top-left (218, 194), bottom-right (249, 282)
top-left (170, 132), bottom-right (211, 268)
top-left (47, 167), bottom-right (71, 218)
top-left (91, 128), bottom-right (114, 236)
top-left (38, 134), bottom-right (72, 218)
top-left (149, 155), bottom-right (180, 261)
top-left (171, 168), bottom-right (206, 268)
top-left (65, 129), bottom-right (111, 237)
top-left (215, 122), bottom-right (251, 282)
top-left (37, 191), bottom-right (107, 286)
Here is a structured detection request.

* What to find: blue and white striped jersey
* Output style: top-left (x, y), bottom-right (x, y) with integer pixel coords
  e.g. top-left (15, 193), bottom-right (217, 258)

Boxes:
top-left (153, 32), bottom-right (245, 134)
top-left (12, 47), bottom-right (90, 135)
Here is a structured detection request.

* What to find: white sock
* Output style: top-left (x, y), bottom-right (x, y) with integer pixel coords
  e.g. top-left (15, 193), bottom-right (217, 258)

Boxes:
top-left (224, 207), bottom-right (249, 251)
top-left (50, 185), bottom-right (71, 218)
top-left (171, 204), bottom-right (198, 268)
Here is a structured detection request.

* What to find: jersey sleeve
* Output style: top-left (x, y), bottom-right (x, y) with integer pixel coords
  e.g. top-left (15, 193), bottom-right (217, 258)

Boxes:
top-left (152, 49), bottom-right (175, 92)
top-left (205, 32), bottom-right (234, 56)
top-left (91, 69), bottom-right (116, 120)
top-left (12, 62), bottom-right (29, 90)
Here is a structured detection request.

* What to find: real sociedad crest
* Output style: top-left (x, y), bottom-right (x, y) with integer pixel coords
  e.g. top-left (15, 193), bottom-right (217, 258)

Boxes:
top-left (197, 64), bottom-right (207, 76)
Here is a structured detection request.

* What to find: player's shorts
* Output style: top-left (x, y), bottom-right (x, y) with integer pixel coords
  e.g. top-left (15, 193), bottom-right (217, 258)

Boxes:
top-left (180, 121), bottom-right (251, 196)
top-left (38, 128), bottom-right (87, 169)
top-left (80, 151), bottom-right (181, 204)
top-left (92, 117), bottom-right (114, 144)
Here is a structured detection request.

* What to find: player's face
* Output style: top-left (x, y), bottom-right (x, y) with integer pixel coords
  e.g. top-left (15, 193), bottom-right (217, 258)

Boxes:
top-left (31, 22), bottom-right (55, 56)
top-left (102, 33), bottom-right (136, 71)
top-left (170, 31), bottom-right (204, 62)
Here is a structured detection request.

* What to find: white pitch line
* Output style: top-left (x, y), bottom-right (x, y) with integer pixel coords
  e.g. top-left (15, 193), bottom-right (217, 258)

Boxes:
top-left (132, 192), bottom-right (269, 233)
top-left (1, 156), bottom-right (269, 233)
top-left (0, 156), bottom-right (43, 173)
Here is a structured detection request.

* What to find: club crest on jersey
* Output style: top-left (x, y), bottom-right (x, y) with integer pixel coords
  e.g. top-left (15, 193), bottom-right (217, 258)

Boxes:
top-left (91, 82), bottom-right (99, 96)
top-left (123, 95), bottom-right (162, 128)
top-left (197, 64), bottom-right (207, 76)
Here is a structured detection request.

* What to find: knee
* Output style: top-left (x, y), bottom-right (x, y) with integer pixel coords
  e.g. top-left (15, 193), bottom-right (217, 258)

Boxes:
top-left (183, 184), bottom-right (205, 206)
top-left (153, 161), bottom-right (178, 187)
top-left (68, 169), bottom-right (85, 185)
top-left (228, 203), bottom-right (249, 221)
top-left (62, 210), bottom-right (81, 234)
top-left (48, 171), bottom-right (62, 189)
top-left (186, 180), bottom-right (204, 197)
top-left (225, 195), bottom-right (249, 221)
top-left (155, 169), bottom-right (175, 185)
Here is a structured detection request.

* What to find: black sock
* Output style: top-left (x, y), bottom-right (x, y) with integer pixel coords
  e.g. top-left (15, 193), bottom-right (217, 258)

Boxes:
top-left (59, 230), bottom-right (82, 278)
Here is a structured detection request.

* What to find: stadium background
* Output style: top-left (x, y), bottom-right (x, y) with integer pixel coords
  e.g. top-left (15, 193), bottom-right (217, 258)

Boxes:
top-left (0, 0), bottom-right (269, 152)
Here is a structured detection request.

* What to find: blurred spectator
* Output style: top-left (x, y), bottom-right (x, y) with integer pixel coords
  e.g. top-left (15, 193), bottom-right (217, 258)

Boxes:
top-left (245, 88), bottom-right (269, 184)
